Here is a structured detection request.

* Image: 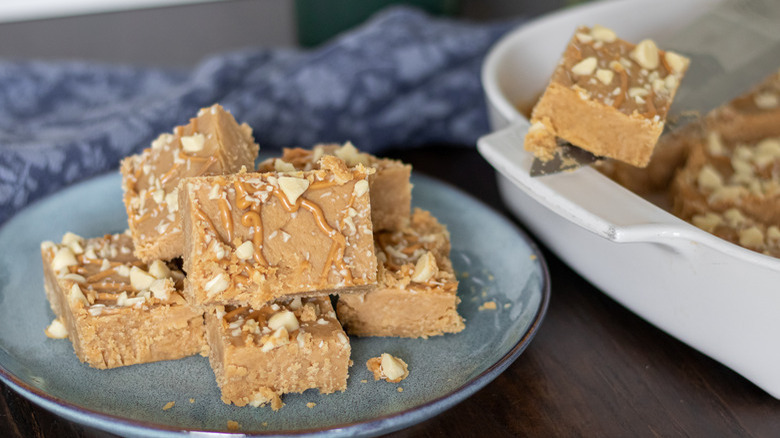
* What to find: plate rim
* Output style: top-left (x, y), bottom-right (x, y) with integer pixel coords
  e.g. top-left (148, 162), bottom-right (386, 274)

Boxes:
top-left (0, 171), bottom-right (551, 437)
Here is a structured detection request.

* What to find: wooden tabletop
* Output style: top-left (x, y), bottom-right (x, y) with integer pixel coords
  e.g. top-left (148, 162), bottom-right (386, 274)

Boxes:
top-left (3, 146), bottom-right (780, 437)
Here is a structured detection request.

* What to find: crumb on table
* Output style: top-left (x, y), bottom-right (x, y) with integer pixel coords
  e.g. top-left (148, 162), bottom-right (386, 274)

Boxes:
top-left (366, 353), bottom-right (409, 383)
top-left (479, 301), bottom-right (497, 311)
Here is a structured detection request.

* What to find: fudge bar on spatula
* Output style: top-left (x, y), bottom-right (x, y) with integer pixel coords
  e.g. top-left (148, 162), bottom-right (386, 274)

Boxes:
top-left (525, 25), bottom-right (689, 168)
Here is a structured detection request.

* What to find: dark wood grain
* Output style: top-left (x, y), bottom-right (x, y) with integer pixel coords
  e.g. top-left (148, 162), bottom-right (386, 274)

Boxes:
top-left (3, 146), bottom-right (780, 437)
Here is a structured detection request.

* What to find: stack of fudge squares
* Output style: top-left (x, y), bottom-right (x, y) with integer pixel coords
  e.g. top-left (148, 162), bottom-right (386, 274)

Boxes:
top-left (40, 104), bottom-right (464, 411)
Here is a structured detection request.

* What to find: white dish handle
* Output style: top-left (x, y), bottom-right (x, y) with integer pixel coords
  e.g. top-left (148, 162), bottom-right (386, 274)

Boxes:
top-left (477, 121), bottom-right (780, 270)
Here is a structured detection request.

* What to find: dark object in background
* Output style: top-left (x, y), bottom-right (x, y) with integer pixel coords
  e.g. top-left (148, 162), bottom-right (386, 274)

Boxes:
top-left (295, 0), bottom-right (459, 47)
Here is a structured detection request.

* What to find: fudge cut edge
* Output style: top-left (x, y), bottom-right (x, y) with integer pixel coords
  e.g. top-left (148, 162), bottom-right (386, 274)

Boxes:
top-left (531, 82), bottom-right (664, 167)
top-left (206, 297), bottom-right (350, 410)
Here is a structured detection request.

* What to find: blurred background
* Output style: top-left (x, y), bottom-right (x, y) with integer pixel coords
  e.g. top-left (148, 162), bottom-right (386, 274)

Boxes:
top-left (0, 0), bottom-right (585, 66)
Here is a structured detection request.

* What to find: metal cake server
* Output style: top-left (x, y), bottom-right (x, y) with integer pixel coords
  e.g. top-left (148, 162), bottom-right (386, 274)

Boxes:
top-left (529, 0), bottom-right (780, 177)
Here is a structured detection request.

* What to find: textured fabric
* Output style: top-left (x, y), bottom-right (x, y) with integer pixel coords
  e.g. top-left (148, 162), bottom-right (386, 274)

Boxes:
top-left (0, 7), bottom-right (518, 224)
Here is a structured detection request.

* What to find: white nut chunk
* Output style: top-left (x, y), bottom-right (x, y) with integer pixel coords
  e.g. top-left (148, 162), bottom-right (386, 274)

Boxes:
top-left (590, 24), bottom-right (617, 43)
top-left (664, 51), bottom-right (689, 74)
top-left (739, 226), bottom-right (765, 249)
top-left (575, 32), bottom-right (593, 44)
top-left (152, 188), bottom-right (165, 204)
top-left (278, 176), bottom-right (309, 205)
top-left (571, 56), bottom-right (598, 76)
top-left (630, 39), bottom-right (659, 70)
top-left (45, 318), bottom-right (69, 339)
top-left (148, 259), bottom-right (171, 279)
top-left (69, 283), bottom-right (89, 306)
top-left (691, 212), bottom-right (722, 233)
top-left (130, 266), bottom-right (156, 291)
top-left (235, 241), bottom-right (254, 260)
top-left (380, 353), bottom-right (409, 381)
top-left (411, 251), bottom-right (439, 283)
top-left (181, 133), bottom-right (205, 153)
top-left (353, 179), bottom-right (369, 198)
top-left (274, 159), bottom-right (296, 173)
top-left (595, 69), bottom-right (614, 85)
top-left (754, 92), bottom-right (779, 110)
top-left (51, 247), bottom-right (78, 271)
top-left (149, 279), bottom-right (171, 301)
top-left (165, 190), bottom-right (179, 213)
top-left (268, 310), bottom-right (300, 333)
top-left (61, 232), bottom-right (85, 254)
top-left (697, 165), bottom-right (724, 192)
top-left (334, 141), bottom-right (369, 166)
top-left (260, 327), bottom-right (291, 352)
top-left (205, 273), bottom-right (229, 296)
top-left (152, 133), bottom-right (174, 150)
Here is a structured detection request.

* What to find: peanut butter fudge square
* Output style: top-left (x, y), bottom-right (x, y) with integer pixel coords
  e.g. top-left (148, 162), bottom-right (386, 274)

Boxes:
top-left (121, 104), bottom-right (259, 263)
top-left (525, 25), bottom-right (689, 167)
top-left (258, 142), bottom-right (412, 231)
top-left (180, 155), bottom-right (377, 308)
top-left (206, 297), bottom-right (350, 410)
top-left (337, 209), bottom-right (464, 338)
top-left (671, 131), bottom-right (780, 257)
top-left (40, 231), bottom-right (206, 369)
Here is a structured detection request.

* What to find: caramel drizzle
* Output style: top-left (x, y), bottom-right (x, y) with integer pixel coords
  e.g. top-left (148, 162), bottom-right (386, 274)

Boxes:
top-left (75, 255), bottom-right (138, 267)
top-left (270, 184), bottom-right (352, 283)
top-left (86, 268), bottom-right (117, 283)
top-left (643, 88), bottom-right (657, 119)
top-left (154, 151), bottom-right (217, 188)
top-left (308, 180), bottom-right (338, 191)
top-left (55, 241), bottom-right (178, 307)
top-left (218, 197), bottom-right (234, 243)
top-left (377, 232), bottom-right (428, 271)
top-left (613, 67), bottom-right (629, 109)
top-left (88, 282), bottom-right (135, 293)
top-left (132, 150), bottom-right (218, 225)
top-left (279, 147), bottom-right (314, 169)
top-left (223, 306), bottom-right (265, 326)
top-left (224, 306), bottom-right (249, 322)
top-left (135, 203), bottom-right (164, 224)
top-left (194, 205), bottom-right (221, 241)
top-left (235, 181), bottom-right (268, 266)
top-left (205, 173), bottom-right (360, 289)
top-left (401, 242), bottom-right (424, 255)
top-left (241, 211), bottom-right (267, 266)
top-left (377, 233), bottom-right (402, 270)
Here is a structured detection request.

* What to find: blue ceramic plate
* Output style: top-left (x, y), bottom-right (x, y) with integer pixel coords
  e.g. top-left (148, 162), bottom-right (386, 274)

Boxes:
top-left (0, 171), bottom-right (549, 437)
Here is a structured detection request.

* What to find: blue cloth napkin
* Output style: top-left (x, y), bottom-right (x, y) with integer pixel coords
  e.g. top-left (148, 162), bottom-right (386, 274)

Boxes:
top-left (0, 7), bottom-right (518, 225)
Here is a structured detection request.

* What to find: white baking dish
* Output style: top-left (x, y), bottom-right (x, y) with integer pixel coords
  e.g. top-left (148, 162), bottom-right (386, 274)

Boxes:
top-left (477, 0), bottom-right (780, 398)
